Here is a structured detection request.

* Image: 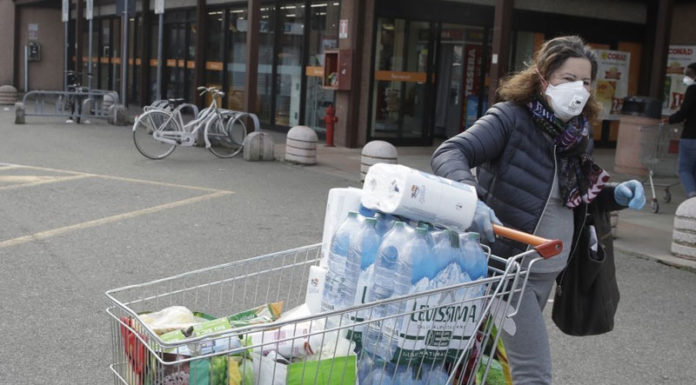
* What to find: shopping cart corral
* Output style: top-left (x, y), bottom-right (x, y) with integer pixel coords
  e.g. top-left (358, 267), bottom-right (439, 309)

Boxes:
top-left (637, 123), bottom-right (682, 213)
top-left (106, 234), bottom-right (560, 385)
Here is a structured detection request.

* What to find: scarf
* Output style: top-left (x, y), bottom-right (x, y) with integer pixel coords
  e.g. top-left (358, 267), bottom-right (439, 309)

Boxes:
top-left (527, 98), bottom-right (610, 208)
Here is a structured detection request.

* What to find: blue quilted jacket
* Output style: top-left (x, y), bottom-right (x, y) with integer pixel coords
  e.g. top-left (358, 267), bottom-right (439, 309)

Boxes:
top-left (431, 101), bottom-right (621, 258)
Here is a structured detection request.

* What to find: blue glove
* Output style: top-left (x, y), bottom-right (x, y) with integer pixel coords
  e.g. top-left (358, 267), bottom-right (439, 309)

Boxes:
top-left (471, 201), bottom-right (502, 243)
top-left (614, 180), bottom-right (646, 210)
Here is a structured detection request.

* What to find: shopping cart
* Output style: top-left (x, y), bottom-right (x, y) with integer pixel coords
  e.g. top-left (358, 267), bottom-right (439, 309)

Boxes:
top-left (639, 123), bottom-right (682, 213)
top-left (106, 230), bottom-right (561, 385)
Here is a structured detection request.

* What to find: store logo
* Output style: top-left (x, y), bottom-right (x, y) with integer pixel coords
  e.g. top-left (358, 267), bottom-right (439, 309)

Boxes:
top-left (669, 48), bottom-right (693, 56)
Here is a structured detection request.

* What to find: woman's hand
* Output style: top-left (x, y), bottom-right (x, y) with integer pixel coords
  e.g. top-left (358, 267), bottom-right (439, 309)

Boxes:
top-left (471, 201), bottom-right (502, 243)
top-left (614, 180), bottom-right (646, 210)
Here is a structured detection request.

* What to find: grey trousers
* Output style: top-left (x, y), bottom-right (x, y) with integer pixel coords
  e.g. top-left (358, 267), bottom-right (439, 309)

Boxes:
top-left (501, 271), bottom-right (559, 385)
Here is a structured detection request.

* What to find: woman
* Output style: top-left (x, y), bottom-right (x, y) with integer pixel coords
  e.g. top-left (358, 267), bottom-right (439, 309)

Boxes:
top-left (431, 35), bottom-right (645, 384)
top-left (667, 62), bottom-right (696, 199)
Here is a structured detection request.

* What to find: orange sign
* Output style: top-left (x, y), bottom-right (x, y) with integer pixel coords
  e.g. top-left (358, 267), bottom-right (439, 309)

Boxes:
top-left (374, 71), bottom-right (427, 83)
top-left (206, 61), bottom-right (223, 71)
top-left (305, 66), bottom-right (323, 77)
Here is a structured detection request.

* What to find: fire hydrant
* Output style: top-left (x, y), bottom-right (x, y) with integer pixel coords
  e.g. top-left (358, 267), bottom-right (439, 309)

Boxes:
top-left (323, 103), bottom-right (338, 147)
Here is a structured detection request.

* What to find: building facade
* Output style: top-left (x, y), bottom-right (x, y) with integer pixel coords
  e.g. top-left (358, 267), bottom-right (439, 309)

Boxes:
top-left (3, 0), bottom-right (695, 147)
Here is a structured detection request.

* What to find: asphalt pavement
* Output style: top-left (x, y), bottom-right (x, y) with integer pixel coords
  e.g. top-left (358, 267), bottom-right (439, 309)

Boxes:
top-left (0, 108), bottom-right (694, 385)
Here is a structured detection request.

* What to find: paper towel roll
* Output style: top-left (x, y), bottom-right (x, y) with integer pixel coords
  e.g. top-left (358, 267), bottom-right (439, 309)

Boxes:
top-left (320, 187), bottom-right (363, 267)
top-left (361, 163), bottom-right (478, 231)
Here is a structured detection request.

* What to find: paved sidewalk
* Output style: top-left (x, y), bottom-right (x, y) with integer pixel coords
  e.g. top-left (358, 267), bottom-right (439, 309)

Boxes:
top-left (269, 130), bottom-right (696, 272)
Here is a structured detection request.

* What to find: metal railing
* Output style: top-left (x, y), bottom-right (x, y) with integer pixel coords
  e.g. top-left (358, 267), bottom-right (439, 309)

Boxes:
top-left (19, 89), bottom-right (120, 122)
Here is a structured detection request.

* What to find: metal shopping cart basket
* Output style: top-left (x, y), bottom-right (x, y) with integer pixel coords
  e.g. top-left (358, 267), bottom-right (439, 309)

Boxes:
top-left (106, 229), bottom-right (561, 385)
top-left (639, 123), bottom-right (682, 213)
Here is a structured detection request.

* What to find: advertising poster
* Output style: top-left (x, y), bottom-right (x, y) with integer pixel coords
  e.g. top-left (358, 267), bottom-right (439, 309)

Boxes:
top-left (595, 50), bottom-right (631, 120)
top-left (663, 45), bottom-right (696, 116)
top-left (462, 44), bottom-right (483, 130)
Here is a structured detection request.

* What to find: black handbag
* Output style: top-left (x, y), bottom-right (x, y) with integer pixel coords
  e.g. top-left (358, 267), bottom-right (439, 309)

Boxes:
top-left (551, 204), bottom-right (620, 336)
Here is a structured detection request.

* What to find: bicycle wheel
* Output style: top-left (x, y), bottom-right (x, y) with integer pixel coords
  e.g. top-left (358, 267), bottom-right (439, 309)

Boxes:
top-left (205, 114), bottom-right (247, 158)
top-left (133, 110), bottom-right (179, 159)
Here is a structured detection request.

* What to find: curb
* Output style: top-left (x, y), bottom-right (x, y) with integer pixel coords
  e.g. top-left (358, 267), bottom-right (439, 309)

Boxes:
top-left (614, 243), bottom-right (696, 273)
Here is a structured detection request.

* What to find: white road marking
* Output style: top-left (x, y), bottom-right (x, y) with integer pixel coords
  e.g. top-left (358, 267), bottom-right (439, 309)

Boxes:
top-left (0, 191), bottom-right (233, 249)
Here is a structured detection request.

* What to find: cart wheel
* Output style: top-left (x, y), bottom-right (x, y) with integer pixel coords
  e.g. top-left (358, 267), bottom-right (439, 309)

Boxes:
top-left (651, 200), bottom-right (659, 214)
top-left (664, 189), bottom-right (672, 203)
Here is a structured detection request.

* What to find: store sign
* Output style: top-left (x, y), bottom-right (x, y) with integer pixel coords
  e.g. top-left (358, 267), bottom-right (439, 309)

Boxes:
top-left (462, 44), bottom-right (483, 130)
top-left (155, 0), bottom-right (164, 15)
top-left (595, 49), bottom-right (631, 120)
top-left (28, 24), bottom-right (38, 41)
top-left (62, 0), bottom-right (69, 22)
top-left (663, 45), bottom-right (696, 116)
top-left (339, 19), bottom-right (348, 39)
top-left (86, 0), bottom-right (93, 20)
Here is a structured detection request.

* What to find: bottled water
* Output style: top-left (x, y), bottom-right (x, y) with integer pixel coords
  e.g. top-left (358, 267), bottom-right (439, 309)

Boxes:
top-left (460, 232), bottom-right (488, 281)
top-left (321, 211), bottom-right (362, 326)
top-left (375, 212), bottom-right (395, 237)
top-left (362, 221), bottom-right (413, 360)
top-left (346, 216), bottom-right (380, 343)
top-left (419, 364), bottom-right (449, 385)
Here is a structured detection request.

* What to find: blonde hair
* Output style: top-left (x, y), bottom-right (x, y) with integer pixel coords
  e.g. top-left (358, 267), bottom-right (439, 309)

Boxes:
top-left (497, 35), bottom-right (602, 123)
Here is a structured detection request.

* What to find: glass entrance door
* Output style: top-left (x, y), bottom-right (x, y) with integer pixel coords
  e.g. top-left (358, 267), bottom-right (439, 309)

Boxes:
top-left (369, 18), bottom-right (434, 145)
top-left (434, 24), bottom-right (487, 138)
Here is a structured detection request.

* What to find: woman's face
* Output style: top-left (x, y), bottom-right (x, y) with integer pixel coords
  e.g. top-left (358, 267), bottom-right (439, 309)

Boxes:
top-left (545, 57), bottom-right (593, 93)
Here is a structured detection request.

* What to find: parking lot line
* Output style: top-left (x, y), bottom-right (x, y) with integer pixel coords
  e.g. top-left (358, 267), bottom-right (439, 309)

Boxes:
top-left (1, 163), bottom-right (231, 193)
top-left (0, 190), bottom-right (233, 249)
top-left (0, 174), bottom-right (92, 191)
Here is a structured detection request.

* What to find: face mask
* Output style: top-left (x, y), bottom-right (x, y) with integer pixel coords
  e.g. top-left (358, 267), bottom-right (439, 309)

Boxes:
top-left (683, 76), bottom-right (694, 87)
top-left (544, 80), bottom-right (590, 121)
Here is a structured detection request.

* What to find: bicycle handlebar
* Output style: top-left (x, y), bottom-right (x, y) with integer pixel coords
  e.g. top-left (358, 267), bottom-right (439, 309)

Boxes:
top-left (197, 86), bottom-right (225, 98)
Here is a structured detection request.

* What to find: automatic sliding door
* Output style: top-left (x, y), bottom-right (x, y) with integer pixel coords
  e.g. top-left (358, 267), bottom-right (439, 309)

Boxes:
top-left (370, 18), bottom-right (433, 145)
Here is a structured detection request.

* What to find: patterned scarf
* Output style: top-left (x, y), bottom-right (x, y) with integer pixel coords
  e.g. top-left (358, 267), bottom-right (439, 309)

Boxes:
top-left (527, 98), bottom-right (610, 208)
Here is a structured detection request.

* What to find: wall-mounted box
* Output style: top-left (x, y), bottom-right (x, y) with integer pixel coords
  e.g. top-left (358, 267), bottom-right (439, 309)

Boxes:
top-left (323, 49), bottom-right (352, 91)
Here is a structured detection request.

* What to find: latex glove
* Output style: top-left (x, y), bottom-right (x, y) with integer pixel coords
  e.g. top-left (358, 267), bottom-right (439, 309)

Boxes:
top-left (614, 180), bottom-right (646, 210)
top-left (471, 200), bottom-right (502, 243)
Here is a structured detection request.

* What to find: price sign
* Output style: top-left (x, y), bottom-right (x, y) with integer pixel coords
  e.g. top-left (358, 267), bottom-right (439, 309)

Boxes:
top-left (62, 0), bottom-right (69, 22)
top-left (86, 0), bottom-right (93, 20)
top-left (155, 0), bottom-right (165, 15)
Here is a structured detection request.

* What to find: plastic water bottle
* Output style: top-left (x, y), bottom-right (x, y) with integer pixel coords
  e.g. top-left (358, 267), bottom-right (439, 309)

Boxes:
top-left (362, 221), bottom-right (413, 360)
top-left (375, 212), bottom-right (395, 237)
top-left (419, 364), bottom-right (449, 385)
top-left (321, 211), bottom-right (362, 325)
top-left (346, 216), bottom-right (380, 342)
top-left (460, 232), bottom-right (488, 281)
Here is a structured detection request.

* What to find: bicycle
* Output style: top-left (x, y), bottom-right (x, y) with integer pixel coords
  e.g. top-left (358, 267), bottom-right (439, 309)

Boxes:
top-left (57, 70), bottom-right (88, 123)
top-left (132, 87), bottom-right (247, 159)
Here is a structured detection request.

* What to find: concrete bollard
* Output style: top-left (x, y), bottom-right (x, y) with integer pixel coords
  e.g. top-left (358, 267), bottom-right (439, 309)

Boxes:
top-left (0, 85), bottom-right (18, 105)
top-left (671, 197), bottom-right (696, 260)
top-left (14, 102), bottom-right (25, 124)
top-left (243, 132), bottom-right (275, 161)
top-left (111, 104), bottom-right (128, 126)
top-left (285, 125), bottom-right (317, 165)
top-left (361, 140), bottom-right (398, 182)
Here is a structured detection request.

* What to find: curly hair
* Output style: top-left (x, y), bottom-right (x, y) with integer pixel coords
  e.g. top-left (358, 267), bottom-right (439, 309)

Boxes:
top-left (497, 35), bottom-right (602, 122)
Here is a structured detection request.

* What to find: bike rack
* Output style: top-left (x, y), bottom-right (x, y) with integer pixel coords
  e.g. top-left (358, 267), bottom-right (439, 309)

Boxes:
top-left (18, 89), bottom-right (120, 123)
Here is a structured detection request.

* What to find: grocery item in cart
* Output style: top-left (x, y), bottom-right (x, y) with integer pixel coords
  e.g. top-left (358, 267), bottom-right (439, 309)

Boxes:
top-left (321, 211), bottom-right (362, 324)
top-left (139, 305), bottom-right (199, 335)
top-left (362, 221), bottom-right (414, 359)
top-left (321, 187), bottom-right (363, 266)
top-left (346, 216), bottom-right (381, 343)
top-left (361, 163), bottom-right (478, 232)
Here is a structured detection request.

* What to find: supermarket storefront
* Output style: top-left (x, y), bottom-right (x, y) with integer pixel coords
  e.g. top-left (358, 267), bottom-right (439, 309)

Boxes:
top-left (8, 0), bottom-right (694, 147)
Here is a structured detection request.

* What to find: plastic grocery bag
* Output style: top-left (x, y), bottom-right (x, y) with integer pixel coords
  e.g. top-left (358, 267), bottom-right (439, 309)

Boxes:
top-left (286, 355), bottom-right (357, 385)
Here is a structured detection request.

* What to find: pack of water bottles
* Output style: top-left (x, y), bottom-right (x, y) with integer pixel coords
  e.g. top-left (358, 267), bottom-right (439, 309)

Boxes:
top-left (318, 184), bottom-right (490, 383)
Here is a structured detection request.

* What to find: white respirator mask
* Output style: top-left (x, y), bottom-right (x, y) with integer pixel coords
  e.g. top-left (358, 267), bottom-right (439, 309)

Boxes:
top-left (683, 76), bottom-right (695, 87)
top-left (544, 80), bottom-right (590, 121)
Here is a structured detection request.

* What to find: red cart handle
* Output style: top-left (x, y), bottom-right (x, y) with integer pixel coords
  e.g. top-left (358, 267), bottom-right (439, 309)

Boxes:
top-left (492, 224), bottom-right (563, 259)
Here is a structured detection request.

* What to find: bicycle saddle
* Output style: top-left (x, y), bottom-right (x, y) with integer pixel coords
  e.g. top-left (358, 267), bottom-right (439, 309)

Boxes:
top-left (167, 98), bottom-right (186, 106)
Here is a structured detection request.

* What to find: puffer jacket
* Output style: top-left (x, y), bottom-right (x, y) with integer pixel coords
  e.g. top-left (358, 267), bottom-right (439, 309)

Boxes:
top-left (431, 101), bottom-right (622, 258)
